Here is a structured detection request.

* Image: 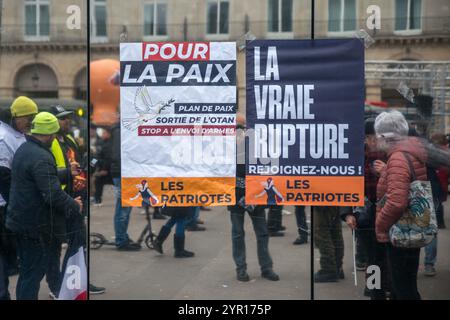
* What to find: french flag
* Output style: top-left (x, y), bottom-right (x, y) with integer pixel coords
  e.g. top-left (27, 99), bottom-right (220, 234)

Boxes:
top-left (58, 213), bottom-right (88, 300)
top-left (58, 246), bottom-right (87, 300)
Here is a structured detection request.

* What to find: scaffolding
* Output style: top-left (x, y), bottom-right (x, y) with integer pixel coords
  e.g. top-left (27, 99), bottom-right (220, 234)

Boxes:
top-left (365, 60), bottom-right (450, 134)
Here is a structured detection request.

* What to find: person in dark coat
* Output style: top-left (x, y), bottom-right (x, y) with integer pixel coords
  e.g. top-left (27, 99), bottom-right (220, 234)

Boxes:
top-left (340, 119), bottom-right (389, 298)
top-left (93, 128), bottom-right (113, 205)
top-left (6, 112), bottom-right (82, 300)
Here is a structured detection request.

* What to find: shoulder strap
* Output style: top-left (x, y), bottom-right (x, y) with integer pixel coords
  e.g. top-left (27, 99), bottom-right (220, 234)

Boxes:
top-left (402, 152), bottom-right (417, 181)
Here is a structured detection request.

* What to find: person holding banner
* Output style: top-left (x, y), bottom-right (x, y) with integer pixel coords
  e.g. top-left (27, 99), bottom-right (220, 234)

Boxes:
top-left (228, 116), bottom-right (279, 282)
top-left (111, 123), bottom-right (141, 251)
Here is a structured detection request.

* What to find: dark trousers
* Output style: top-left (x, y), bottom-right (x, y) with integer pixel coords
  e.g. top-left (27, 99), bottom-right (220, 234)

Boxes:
top-left (45, 237), bottom-right (62, 295)
top-left (356, 229), bottom-right (368, 263)
top-left (163, 216), bottom-right (188, 237)
top-left (16, 236), bottom-right (48, 300)
top-left (185, 207), bottom-right (200, 228)
top-left (0, 206), bottom-right (10, 300)
top-left (0, 252), bottom-right (9, 300)
top-left (358, 227), bottom-right (388, 299)
top-left (436, 201), bottom-right (445, 226)
top-left (267, 206), bottom-right (283, 231)
top-left (94, 175), bottom-right (111, 203)
top-left (314, 206), bottom-right (344, 273)
top-left (386, 244), bottom-right (421, 300)
top-left (230, 206), bottom-right (273, 273)
top-left (295, 206), bottom-right (308, 238)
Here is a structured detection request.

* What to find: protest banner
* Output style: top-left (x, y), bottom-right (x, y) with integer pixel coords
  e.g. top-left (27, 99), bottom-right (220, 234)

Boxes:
top-left (120, 42), bottom-right (236, 207)
top-left (245, 39), bottom-right (365, 206)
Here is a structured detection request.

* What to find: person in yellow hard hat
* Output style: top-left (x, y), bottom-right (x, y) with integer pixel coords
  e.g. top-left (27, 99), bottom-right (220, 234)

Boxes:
top-left (5, 112), bottom-right (83, 300)
top-left (7, 96), bottom-right (38, 134)
top-left (0, 96), bottom-right (38, 300)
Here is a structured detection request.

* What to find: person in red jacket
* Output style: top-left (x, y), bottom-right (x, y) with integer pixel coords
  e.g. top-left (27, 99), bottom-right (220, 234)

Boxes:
top-left (374, 110), bottom-right (426, 300)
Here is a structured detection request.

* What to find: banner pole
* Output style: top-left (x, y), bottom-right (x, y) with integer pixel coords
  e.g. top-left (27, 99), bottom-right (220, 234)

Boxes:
top-left (352, 229), bottom-right (358, 286)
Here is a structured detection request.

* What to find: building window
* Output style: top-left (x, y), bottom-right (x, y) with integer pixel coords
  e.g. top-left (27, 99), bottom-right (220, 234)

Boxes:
top-left (14, 63), bottom-right (58, 98)
top-left (207, 0), bottom-right (229, 34)
top-left (268, 0), bottom-right (292, 33)
top-left (24, 0), bottom-right (50, 38)
top-left (92, 0), bottom-right (107, 38)
top-left (328, 0), bottom-right (356, 32)
top-left (144, 1), bottom-right (167, 36)
top-left (395, 0), bottom-right (421, 31)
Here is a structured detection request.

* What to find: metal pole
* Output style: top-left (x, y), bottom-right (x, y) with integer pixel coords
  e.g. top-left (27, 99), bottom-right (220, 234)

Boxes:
top-left (310, 0), bottom-right (315, 301)
top-left (183, 17), bottom-right (188, 41)
top-left (86, 0), bottom-right (91, 298)
top-left (311, 0), bottom-right (315, 40)
top-left (0, 0), bottom-right (3, 47)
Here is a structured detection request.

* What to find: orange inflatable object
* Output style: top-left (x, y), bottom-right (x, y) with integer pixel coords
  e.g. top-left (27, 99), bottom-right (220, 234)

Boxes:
top-left (90, 59), bottom-right (120, 126)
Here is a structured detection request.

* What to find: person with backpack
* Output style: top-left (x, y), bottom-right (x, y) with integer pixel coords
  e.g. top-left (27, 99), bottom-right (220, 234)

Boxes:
top-left (374, 110), bottom-right (429, 300)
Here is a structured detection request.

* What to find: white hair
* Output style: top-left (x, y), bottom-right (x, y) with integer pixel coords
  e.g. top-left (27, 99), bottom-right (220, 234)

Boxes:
top-left (374, 110), bottom-right (409, 137)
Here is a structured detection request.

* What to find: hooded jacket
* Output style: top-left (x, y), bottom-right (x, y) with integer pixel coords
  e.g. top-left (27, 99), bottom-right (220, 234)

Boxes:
top-left (6, 135), bottom-right (80, 239)
top-left (375, 137), bottom-right (428, 243)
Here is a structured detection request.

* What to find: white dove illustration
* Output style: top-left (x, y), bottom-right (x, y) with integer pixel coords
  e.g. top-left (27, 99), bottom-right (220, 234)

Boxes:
top-left (122, 86), bottom-right (175, 131)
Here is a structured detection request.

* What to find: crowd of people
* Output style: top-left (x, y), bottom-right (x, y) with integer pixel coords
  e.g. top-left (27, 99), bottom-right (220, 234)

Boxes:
top-left (90, 110), bottom-right (449, 300)
top-left (314, 111), bottom-right (449, 300)
top-left (89, 115), bottom-right (308, 283)
top-left (0, 97), bottom-right (103, 300)
top-left (2, 98), bottom-right (449, 300)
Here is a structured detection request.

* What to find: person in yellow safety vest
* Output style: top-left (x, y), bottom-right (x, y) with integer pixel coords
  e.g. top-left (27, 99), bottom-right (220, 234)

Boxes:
top-left (48, 105), bottom-right (106, 297)
top-left (49, 105), bottom-right (83, 194)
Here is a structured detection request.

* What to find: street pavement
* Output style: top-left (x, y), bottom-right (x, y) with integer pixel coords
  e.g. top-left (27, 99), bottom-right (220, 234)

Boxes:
top-left (90, 186), bottom-right (309, 300)
top-left (91, 186), bottom-right (450, 300)
top-left (8, 184), bottom-right (450, 300)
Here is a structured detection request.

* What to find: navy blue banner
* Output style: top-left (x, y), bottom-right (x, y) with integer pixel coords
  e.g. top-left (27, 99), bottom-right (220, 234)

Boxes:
top-left (245, 39), bottom-right (365, 177)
